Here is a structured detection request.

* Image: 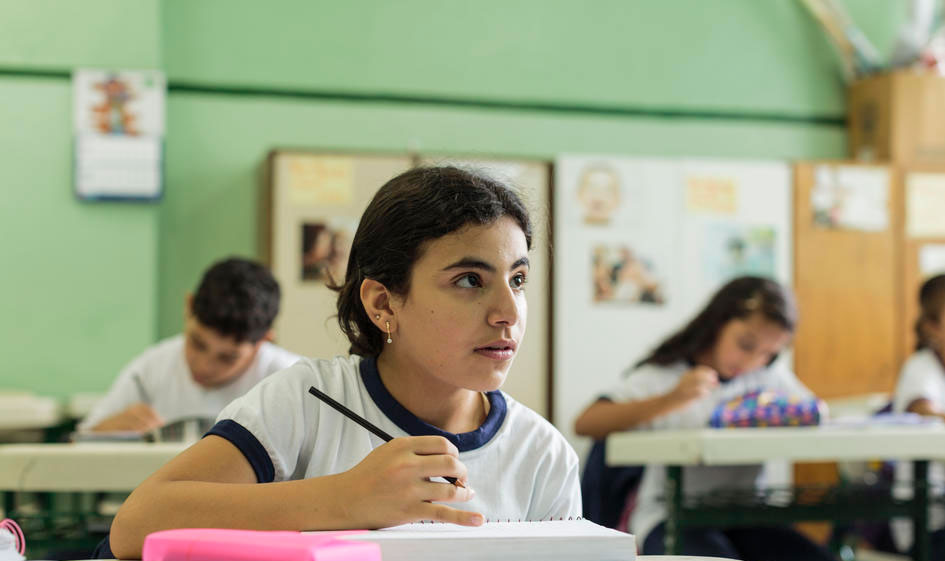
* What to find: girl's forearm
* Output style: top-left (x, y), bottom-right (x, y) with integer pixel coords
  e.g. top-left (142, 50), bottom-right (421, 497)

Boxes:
top-left (574, 393), bottom-right (681, 440)
top-left (109, 475), bottom-right (350, 559)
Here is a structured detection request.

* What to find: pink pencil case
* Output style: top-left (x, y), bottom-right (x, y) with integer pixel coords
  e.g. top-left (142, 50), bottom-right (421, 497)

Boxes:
top-left (142, 528), bottom-right (381, 561)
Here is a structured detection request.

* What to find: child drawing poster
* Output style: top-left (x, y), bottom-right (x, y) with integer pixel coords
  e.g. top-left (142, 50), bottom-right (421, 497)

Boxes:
top-left (700, 223), bottom-right (777, 287)
top-left (300, 220), bottom-right (355, 284)
top-left (73, 69), bottom-right (165, 200)
top-left (74, 69), bottom-right (165, 137)
top-left (590, 243), bottom-right (666, 305)
top-left (811, 165), bottom-right (889, 231)
top-left (575, 164), bottom-right (622, 225)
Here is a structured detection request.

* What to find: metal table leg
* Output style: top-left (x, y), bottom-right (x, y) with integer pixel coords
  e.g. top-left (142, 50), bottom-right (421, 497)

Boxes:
top-left (913, 460), bottom-right (930, 561)
top-left (665, 465), bottom-right (684, 555)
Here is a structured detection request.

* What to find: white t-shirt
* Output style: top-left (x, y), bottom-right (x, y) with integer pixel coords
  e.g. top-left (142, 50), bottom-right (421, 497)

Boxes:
top-left (79, 334), bottom-right (301, 431)
top-left (603, 360), bottom-right (813, 543)
top-left (211, 355), bottom-right (582, 522)
top-left (891, 348), bottom-right (945, 551)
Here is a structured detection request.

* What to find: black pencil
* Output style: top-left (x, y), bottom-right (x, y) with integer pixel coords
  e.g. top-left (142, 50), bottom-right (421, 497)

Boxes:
top-left (307, 386), bottom-right (464, 487)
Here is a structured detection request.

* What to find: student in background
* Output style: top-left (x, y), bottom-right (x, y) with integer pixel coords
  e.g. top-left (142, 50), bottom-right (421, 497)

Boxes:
top-left (891, 274), bottom-right (945, 557)
top-left (79, 257), bottom-right (300, 433)
top-left (107, 167), bottom-right (581, 559)
top-left (575, 276), bottom-right (833, 561)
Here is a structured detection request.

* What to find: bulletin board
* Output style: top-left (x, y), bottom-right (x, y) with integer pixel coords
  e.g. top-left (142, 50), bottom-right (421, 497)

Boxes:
top-left (263, 151), bottom-right (412, 360)
top-left (552, 155), bottom-right (792, 445)
top-left (792, 162), bottom-right (900, 398)
top-left (264, 151), bottom-right (553, 417)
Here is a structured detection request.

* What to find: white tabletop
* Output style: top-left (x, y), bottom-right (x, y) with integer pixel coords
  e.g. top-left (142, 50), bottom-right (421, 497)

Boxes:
top-left (0, 393), bottom-right (61, 430)
top-left (74, 557), bottom-right (732, 561)
top-left (606, 424), bottom-right (945, 466)
top-left (0, 442), bottom-right (188, 491)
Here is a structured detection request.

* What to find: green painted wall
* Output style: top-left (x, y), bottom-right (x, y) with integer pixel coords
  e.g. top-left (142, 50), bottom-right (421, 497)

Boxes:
top-left (161, 0), bottom-right (901, 116)
top-left (0, 1), bottom-right (160, 396)
top-left (0, 0), bottom-right (161, 70)
top-left (0, 0), bottom-right (907, 395)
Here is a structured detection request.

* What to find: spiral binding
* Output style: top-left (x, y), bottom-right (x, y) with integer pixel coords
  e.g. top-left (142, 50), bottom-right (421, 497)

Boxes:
top-left (414, 516), bottom-right (583, 524)
top-left (0, 519), bottom-right (24, 556)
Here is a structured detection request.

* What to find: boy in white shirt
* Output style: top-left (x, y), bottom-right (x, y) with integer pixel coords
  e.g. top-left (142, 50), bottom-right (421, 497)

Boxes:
top-left (80, 257), bottom-right (299, 433)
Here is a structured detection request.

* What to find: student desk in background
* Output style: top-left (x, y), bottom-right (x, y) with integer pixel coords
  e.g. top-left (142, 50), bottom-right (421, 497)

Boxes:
top-left (0, 442), bottom-right (186, 494)
top-left (74, 557), bottom-right (736, 561)
top-left (607, 425), bottom-right (945, 561)
top-left (0, 393), bottom-right (61, 433)
top-left (0, 442), bottom-right (187, 554)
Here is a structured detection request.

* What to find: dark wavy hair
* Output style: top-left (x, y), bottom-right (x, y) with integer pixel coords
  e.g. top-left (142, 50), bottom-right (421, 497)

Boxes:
top-left (636, 275), bottom-right (797, 368)
top-left (333, 166), bottom-right (532, 357)
top-left (915, 274), bottom-right (945, 351)
top-left (191, 257), bottom-right (281, 343)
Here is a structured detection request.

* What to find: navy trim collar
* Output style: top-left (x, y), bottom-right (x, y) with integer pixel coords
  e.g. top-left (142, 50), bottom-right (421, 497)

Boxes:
top-left (359, 356), bottom-right (507, 452)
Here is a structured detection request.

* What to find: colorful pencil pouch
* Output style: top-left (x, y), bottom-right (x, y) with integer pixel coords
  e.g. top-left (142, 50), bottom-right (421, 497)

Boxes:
top-left (142, 528), bottom-right (381, 561)
top-left (709, 390), bottom-right (826, 428)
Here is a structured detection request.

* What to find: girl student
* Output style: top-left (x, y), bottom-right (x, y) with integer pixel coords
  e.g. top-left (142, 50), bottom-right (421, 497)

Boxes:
top-left (891, 274), bottom-right (945, 556)
top-left (574, 276), bottom-right (833, 560)
top-left (108, 166), bottom-right (581, 558)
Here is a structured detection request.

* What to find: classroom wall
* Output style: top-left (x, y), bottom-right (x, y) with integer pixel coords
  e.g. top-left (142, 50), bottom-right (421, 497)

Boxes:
top-left (0, 0), bottom-right (905, 398)
top-left (156, 0), bottom-right (902, 340)
top-left (0, 1), bottom-right (161, 397)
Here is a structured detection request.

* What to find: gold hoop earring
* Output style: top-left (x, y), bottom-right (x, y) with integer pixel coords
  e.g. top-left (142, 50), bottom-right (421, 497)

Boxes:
top-left (385, 320), bottom-right (393, 344)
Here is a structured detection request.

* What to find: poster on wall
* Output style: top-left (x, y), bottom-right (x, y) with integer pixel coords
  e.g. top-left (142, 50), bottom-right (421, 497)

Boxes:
top-left (907, 173), bottom-right (945, 238)
top-left (920, 244), bottom-right (945, 277)
top-left (299, 220), bottom-right (356, 284)
top-left (73, 68), bottom-right (165, 200)
top-left (553, 155), bottom-right (791, 454)
top-left (810, 165), bottom-right (888, 231)
top-left (590, 242), bottom-right (666, 305)
top-left (698, 223), bottom-right (777, 287)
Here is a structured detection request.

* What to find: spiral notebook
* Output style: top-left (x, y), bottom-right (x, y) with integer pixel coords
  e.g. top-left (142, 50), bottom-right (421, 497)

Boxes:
top-left (324, 519), bottom-right (636, 561)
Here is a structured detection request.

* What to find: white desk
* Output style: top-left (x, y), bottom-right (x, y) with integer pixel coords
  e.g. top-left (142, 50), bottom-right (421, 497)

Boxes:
top-left (606, 424), bottom-right (945, 465)
top-left (72, 556), bottom-right (732, 561)
top-left (0, 442), bottom-right (187, 492)
top-left (606, 425), bottom-right (945, 561)
top-left (0, 394), bottom-right (61, 431)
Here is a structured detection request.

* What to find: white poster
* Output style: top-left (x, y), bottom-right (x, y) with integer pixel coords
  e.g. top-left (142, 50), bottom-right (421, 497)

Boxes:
top-left (907, 173), bottom-right (945, 238)
top-left (810, 165), bottom-right (888, 231)
top-left (554, 156), bottom-right (792, 456)
top-left (920, 244), bottom-right (945, 277)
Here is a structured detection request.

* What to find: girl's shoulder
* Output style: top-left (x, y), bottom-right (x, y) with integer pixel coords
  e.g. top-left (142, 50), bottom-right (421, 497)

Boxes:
top-left (254, 354), bottom-right (366, 394)
top-left (902, 348), bottom-right (942, 374)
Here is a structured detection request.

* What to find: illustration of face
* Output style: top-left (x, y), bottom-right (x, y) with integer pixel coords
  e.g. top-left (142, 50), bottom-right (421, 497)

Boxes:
top-left (577, 167), bottom-right (620, 225)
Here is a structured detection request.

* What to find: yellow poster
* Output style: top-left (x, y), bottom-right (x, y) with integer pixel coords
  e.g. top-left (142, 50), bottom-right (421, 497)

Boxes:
top-left (282, 155), bottom-right (354, 207)
top-left (685, 176), bottom-right (738, 215)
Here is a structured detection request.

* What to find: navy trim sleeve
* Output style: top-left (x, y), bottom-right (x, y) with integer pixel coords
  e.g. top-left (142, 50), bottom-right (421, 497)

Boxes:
top-left (206, 419), bottom-right (275, 483)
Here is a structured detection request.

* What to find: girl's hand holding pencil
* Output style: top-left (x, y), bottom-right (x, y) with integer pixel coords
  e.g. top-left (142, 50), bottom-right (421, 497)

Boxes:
top-left (307, 386), bottom-right (483, 528)
top-left (669, 366), bottom-right (719, 407)
top-left (333, 436), bottom-right (483, 528)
